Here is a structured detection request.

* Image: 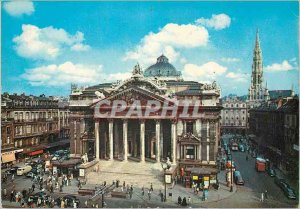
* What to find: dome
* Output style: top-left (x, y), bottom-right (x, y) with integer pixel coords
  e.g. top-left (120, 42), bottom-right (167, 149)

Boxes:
top-left (144, 55), bottom-right (182, 77)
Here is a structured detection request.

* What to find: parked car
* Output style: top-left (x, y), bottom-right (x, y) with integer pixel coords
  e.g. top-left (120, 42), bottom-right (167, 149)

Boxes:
top-left (51, 155), bottom-right (61, 161)
top-left (17, 165), bottom-right (32, 175)
top-left (10, 166), bottom-right (19, 174)
top-left (233, 170), bottom-right (241, 179)
top-left (274, 177), bottom-right (297, 199)
top-left (55, 195), bottom-right (80, 207)
top-left (29, 192), bottom-right (50, 203)
top-left (283, 186), bottom-right (297, 200)
top-left (239, 144), bottom-right (245, 152)
top-left (4, 170), bottom-right (12, 175)
top-left (26, 172), bottom-right (36, 178)
top-left (267, 168), bottom-right (276, 177)
top-left (235, 175), bottom-right (245, 185)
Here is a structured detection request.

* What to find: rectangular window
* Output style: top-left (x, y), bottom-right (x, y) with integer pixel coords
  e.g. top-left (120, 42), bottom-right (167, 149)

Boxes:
top-left (14, 113), bottom-right (18, 120)
top-left (186, 122), bottom-right (193, 134)
top-left (201, 122), bottom-right (207, 138)
top-left (186, 146), bottom-right (195, 159)
top-left (201, 144), bottom-right (207, 161)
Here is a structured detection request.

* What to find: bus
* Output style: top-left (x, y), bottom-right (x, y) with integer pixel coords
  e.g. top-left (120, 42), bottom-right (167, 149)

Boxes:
top-left (231, 143), bottom-right (239, 151)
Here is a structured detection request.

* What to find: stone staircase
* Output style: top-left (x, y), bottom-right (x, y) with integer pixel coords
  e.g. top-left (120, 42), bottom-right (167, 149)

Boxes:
top-left (87, 160), bottom-right (165, 190)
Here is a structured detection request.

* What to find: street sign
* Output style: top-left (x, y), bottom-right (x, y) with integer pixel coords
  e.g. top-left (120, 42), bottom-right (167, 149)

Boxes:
top-left (165, 174), bottom-right (172, 184)
top-left (79, 169), bottom-right (85, 177)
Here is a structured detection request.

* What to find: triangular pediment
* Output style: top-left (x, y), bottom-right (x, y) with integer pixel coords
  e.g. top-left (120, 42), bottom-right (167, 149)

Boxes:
top-left (91, 86), bottom-right (175, 108)
top-left (177, 133), bottom-right (200, 143)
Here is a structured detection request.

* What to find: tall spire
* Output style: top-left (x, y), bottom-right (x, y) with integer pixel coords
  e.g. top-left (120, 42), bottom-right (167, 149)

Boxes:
top-left (255, 29), bottom-right (261, 51)
top-left (248, 29), bottom-right (268, 102)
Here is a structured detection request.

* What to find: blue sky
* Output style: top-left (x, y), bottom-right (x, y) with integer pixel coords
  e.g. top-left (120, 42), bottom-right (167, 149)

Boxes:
top-left (2, 1), bottom-right (299, 97)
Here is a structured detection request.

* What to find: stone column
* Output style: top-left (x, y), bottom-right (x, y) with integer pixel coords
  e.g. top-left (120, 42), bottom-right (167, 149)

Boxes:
top-left (123, 120), bottom-right (128, 161)
top-left (183, 121), bottom-right (186, 134)
top-left (207, 120), bottom-right (210, 162)
top-left (62, 111), bottom-right (65, 127)
top-left (198, 119), bottom-right (202, 160)
top-left (109, 119), bottom-right (114, 160)
top-left (58, 110), bottom-right (61, 130)
top-left (95, 121), bottom-right (100, 161)
top-left (171, 120), bottom-right (177, 164)
top-left (140, 120), bottom-right (145, 162)
top-left (155, 120), bottom-right (161, 163)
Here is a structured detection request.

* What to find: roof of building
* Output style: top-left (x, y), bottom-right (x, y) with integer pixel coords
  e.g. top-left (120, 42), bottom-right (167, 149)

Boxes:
top-left (84, 83), bottom-right (113, 90)
top-left (269, 90), bottom-right (293, 100)
top-left (277, 98), bottom-right (299, 113)
top-left (144, 55), bottom-right (182, 77)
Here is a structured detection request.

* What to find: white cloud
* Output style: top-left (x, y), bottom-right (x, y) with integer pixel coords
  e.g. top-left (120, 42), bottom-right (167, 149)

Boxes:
top-left (123, 23), bottom-right (209, 67)
top-left (225, 72), bottom-right (248, 82)
top-left (183, 62), bottom-right (227, 81)
top-left (21, 61), bottom-right (131, 86)
top-left (265, 60), bottom-right (294, 72)
top-left (71, 43), bottom-right (91, 51)
top-left (13, 24), bottom-right (90, 60)
top-left (195, 14), bottom-right (231, 30)
top-left (221, 57), bottom-right (240, 63)
top-left (3, 0), bottom-right (34, 17)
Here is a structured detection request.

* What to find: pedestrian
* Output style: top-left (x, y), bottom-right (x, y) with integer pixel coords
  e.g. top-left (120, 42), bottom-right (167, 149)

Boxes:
top-left (129, 190), bottom-right (133, 199)
top-left (50, 185), bottom-right (53, 193)
top-left (73, 200), bottom-right (77, 208)
top-left (196, 187), bottom-right (199, 194)
top-left (61, 199), bottom-right (65, 208)
top-left (177, 196), bottom-right (182, 205)
top-left (130, 185), bottom-right (133, 192)
top-left (37, 197), bottom-right (42, 207)
top-left (11, 174), bottom-right (15, 182)
top-left (261, 192), bottom-right (264, 202)
top-left (182, 197), bottom-right (187, 206)
top-left (264, 190), bottom-right (268, 199)
top-left (150, 183), bottom-right (153, 192)
top-left (65, 198), bottom-right (68, 207)
top-left (3, 188), bottom-right (7, 199)
top-left (160, 191), bottom-right (164, 202)
top-left (188, 196), bottom-right (191, 205)
top-left (10, 190), bottom-right (14, 202)
top-left (141, 186), bottom-right (144, 196)
top-left (148, 189), bottom-right (151, 200)
top-left (123, 181), bottom-right (126, 189)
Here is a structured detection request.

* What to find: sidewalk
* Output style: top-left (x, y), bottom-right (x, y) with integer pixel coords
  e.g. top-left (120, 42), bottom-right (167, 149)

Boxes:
top-left (124, 169), bottom-right (237, 207)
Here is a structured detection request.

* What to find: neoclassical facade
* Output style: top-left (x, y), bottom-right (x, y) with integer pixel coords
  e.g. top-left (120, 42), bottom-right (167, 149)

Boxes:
top-left (220, 97), bottom-right (248, 135)
top-left (69, 55), bottom-right (222, 171)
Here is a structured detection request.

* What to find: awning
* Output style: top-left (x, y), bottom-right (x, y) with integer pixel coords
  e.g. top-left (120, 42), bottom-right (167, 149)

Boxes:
top-left (46, 139), bottom-right (70, 149)
top-left (28, 150), bottom-right (44, 156)
top-left (1, 152), bottom-right (16, 163)
top-left (52, 159), bottom-right (81, 167)
top-left (186, 167), bottom-right (218, 175)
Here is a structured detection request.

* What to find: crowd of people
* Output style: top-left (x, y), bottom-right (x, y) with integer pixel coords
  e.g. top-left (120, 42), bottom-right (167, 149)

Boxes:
top-left (2, 167), bottom-right (79, 208)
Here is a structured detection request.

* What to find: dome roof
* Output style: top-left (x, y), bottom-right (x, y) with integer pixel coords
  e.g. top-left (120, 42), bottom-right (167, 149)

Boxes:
top-left (144, 55), bottom-right (182, 77)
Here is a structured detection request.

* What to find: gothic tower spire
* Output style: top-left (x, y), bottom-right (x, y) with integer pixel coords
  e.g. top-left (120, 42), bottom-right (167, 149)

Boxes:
top-left (252, 29), bottom-right (263, 86)
top-left (248, 29), bottom-right (269, 103)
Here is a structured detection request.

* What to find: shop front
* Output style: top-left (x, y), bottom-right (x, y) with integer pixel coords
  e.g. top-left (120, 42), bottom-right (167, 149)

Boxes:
top-left (1, 151), bottom-right (16, 165)
top-left (184, 167), bottom-right (218, 190)
top-left (52, 159), bottom-right (81, 177)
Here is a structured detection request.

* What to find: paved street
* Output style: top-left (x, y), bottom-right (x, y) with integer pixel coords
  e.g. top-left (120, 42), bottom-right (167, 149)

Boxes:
top-left (2, 144), bottom-right (298, 209)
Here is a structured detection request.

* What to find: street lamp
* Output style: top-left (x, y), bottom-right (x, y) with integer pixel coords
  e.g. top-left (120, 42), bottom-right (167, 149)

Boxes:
top-left (161, 162), bottom-right (170, 202)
